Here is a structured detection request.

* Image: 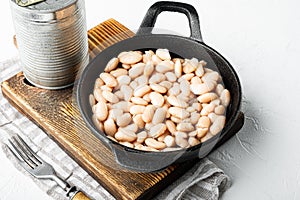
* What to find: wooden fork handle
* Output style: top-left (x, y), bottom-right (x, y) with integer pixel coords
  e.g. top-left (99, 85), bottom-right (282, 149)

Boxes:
top-left (71, 191), bottom-right (91, 200)
top-left (67, 186), bottom-right (91, 200)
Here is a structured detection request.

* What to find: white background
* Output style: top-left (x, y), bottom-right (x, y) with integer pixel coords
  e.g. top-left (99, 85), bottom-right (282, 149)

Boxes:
top-left (1, 0), bottom-right (300, 199)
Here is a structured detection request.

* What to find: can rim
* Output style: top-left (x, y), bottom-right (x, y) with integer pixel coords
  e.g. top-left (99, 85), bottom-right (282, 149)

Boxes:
top-left (10, 0), bottom-right (82, 22)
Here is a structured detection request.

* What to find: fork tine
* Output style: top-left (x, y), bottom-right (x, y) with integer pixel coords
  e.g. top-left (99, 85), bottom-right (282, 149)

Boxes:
top-left (15, 135), bottom-right (42, 164)
top-left (9, 137), bottom-right (37, 169)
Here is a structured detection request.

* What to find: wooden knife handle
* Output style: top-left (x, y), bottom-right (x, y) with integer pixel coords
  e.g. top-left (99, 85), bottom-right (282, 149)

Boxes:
top-left (71, 191), bottom-right (91, 200)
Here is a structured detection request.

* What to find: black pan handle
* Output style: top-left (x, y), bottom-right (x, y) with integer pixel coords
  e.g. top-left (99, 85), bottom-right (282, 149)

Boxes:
top-left (136, 1), bottom-right (203, 42)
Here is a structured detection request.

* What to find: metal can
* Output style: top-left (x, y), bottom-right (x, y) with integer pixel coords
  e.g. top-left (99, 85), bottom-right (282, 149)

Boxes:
top-left (10, 0), bottom-right (89, 89)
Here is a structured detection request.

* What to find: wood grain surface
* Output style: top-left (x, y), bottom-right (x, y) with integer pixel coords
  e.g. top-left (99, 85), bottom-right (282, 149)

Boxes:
top-left (1, 19), bottom-right (198, 200)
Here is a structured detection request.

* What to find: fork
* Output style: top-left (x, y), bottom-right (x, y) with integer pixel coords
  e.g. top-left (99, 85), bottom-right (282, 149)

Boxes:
top-left (5, 135), bottom-right (91, 200)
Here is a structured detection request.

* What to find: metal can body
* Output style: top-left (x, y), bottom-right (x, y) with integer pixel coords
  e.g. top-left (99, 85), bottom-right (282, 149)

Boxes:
top-left (10, 0), bottom-right (89, 89)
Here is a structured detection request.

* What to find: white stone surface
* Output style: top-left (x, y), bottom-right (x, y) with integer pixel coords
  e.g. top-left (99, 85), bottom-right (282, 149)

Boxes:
top-left (1, 0), bottom-right (300, 199)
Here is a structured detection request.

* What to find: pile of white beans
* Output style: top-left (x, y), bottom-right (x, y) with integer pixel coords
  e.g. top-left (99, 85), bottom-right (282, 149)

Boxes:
top-left (89, 49), bottom-right (230, 151)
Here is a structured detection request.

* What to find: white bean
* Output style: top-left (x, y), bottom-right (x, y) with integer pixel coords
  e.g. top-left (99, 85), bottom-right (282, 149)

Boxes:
top-left (211, 99), bottom-right (221, 106)
top-left (178, 73), bottom-right (194, 82)
top-left (167, 96), bottom-right (188, 108)
top-left (197, 128), bottom-right (208, 139)
top-left (93, 88), bottom-right (106, 103)
top-left (168, 85), bottom-right (181, 96)
top-left (174, 59), bottom-right (182, 78)
top-left (136, 131), bottom-right (147, 143)
top-left (108, 109), bottom-right (123, 121)
top-left (191, 76), bottom-right (202, 85)
top-left (164, 135), bottom-right (176, 147)
top-left (134, 85), bottom-right (151, 97)
top-left (165, 72), bottom-right (177, 82)
top-left (135, 75), bottom-right (148, 86)
top-left (175, 136), bottom-right (189, 148)
top-left (151, 54), bottom-right (162, 65)
top-left (89, 94), bottom-right (96, 108)
top-left (104, 118), bottom-right (117, 137)
top-left (176, 122), bottom-right (194, 132)
top-left (144, 61), bottom-right (154, 77)
top-left (120, 85), bottom-right (133, 101)
top-left (115, 128), bottom-right (137, 142)
top-left (156, 60), bottom-right (174, 73)
top-left (119, 141), bottom-right (134, 148)
top-left (166, 120), bottom-right (177, 135)
top-left (117, 75), bottom-right (131, 86)
top-left (202, 71), bottom-right (220, 83)
top-left (114, 90), bottom-right (124, 100)
top-left (183, 58), bottom-right (198, 74)
top-left (186, 106), bottom-right (196, 113)
top-left (152, 107), bottom-right (167, 125)
top-left (104, 57), bottom-right (119, 72)
top-left (190, 112), bottom-right (201, 125)
top-left (210, 116), bottom-right (226, 135)
top-left (200, 103), bottom-right (216, 116)
top-left (159, 81), bottom-right (172, 90)
top-left (215, 105), bottom-right (226, 115)
top-left (169, 107), bottom-right (190, 119)
top-left (111, 101), bottom-right (132, 112)
top-left (129, 63), bottom-right (145, 79)
top-left (131, 97), bottom-right (148, 105)
top-left (156, 48), bottom-right (171, 60)
top-left (208, 112), bottom-right (218, 123)
top-left (100, 73), bottom-right (118, 87)
top-left (102, 90), bottom-right (119, 103)
top-left (123, 124), bottom-right (138, 132)
top-left (188, 130), bottom-right (197, 137)
top-left (142, 105), bottom-right (156, 123)
top-left (94, 102), bottom-right (108, 121)
top-left (143, 93), bottom-right (151, 102)
top-left (119, 51), bottom-right (142, 65)
top-left (110, 68), bottom-right (128, 77)
top-left (197, 92), bottom-right (218, 103)
top-left (190, 81), bottom-right (216, 95)
top-left (100, 85), bottom-right (113, 92)
top-left (149, 92), bottom-right (165, 107)
top-left (149, 73), bottom-right (166, 84)
top-left (179, 79), bottom-right (190, 96)
top-left (195, 62), bottom-right (205, 77)
top-left (197, 116), bottom-right (211, 128)
top-left (220, 89), bottom-right (231, 107)
top-left (188, 137), bottom-right (200, 146)
top-left (116, 113), bottom-right (131, 127)
top-left (215, 84), bottom-right (224, 96)
top-left (129, 81), bottom-right (138, 89)
top-left (170, 116), bottom-right (182, 124)
top-left (150, 83), bottom-right (167, 93)
top-left (129, 105), bottom-right (145, 115)
top-left (143, 50), bottom-right (154, 63)
top-left (94, 78), bottom-right (104, 88)
top-left (145, 138), bottom-right (166, 150)
top-left (133, 114), bottom-right (145, 129)
top-left (192, 103), bottom-right (202, 112)
top-left (149, 123), bottom-right (167, 138)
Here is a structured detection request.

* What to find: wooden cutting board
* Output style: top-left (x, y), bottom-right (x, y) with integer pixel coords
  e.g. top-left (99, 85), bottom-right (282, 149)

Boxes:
top-left (1, 19), bottom-right (200, 200)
